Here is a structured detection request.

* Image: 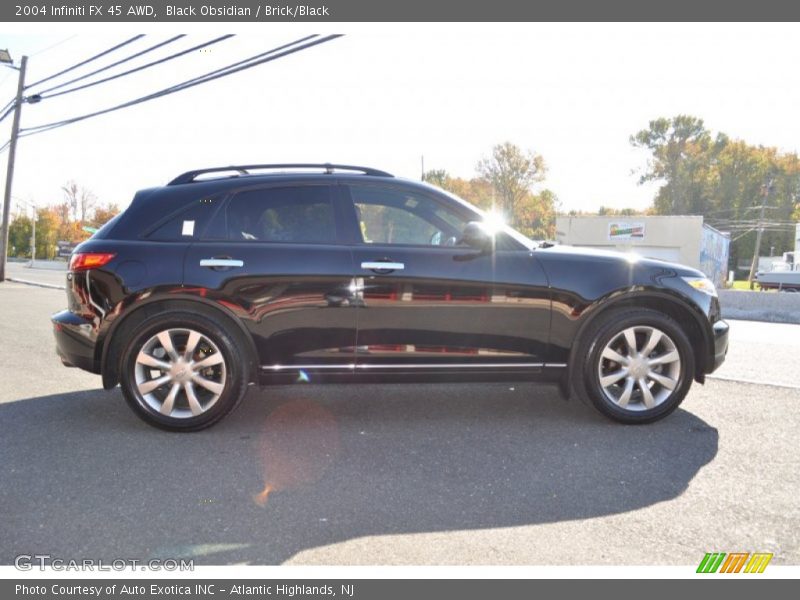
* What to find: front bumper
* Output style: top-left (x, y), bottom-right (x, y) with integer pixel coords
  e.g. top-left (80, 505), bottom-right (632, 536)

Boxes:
top-left (710, 318), bottom-right (729, 372)
top-left (52, 310), bottom-right (100, 374)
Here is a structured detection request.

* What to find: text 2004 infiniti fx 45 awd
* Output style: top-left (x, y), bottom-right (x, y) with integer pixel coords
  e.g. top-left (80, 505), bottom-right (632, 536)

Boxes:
top-left (52, 164), bottom-right (729, 431)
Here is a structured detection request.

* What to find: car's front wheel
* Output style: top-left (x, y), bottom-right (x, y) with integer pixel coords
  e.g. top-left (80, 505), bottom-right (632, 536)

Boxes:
top-left (575, 308), bottom-right (695, 424)
top-left (119, 312), bottom-right (249, 431)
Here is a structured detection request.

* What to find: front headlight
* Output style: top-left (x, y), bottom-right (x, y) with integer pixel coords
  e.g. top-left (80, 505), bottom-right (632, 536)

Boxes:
top-left (681, 276), bottom-right (717, 296)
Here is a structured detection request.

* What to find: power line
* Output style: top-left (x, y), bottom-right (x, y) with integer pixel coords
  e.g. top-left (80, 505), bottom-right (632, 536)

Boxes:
top-left (36, 35), bottom-right (232, 101)
top-left (24, 35), bottom-right (144, 90)
top-left (0, 103), bottom-right (15, 124)
top-left (19, 34), bottom-right (341, 138)
top-left (35, 35), bottom-right (186, 96)
top-left (0, 35), bottom-right (80, 119)
top-left (0, 96), bottom-right (16, 117)
top-left (29, 35), bottom-right (78, 58)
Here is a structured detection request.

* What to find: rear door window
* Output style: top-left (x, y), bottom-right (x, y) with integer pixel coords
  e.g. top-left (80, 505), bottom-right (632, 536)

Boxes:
top-left (146, 197), bottom-right (220, 241)
top-left (223, 185), bottom-right (336, 244)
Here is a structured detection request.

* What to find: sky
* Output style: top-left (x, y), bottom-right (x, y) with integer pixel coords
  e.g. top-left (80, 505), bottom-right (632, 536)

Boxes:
top-left (2, 22), bottom-right (800, 216)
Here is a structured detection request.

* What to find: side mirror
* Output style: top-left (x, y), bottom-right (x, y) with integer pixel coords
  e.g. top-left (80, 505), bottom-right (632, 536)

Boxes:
top-left (460, 221), bottom-right (494, 252)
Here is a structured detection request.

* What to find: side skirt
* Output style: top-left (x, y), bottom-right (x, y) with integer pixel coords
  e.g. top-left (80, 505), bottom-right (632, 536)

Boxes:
top-left (258, 363), bottom-right (567, 385)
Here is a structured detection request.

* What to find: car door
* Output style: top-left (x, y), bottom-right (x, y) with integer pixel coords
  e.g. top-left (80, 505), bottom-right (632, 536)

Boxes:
top-left (183, 182), bottom-right (358, 376)
top-left (343, 182), bottom-right (551, 374)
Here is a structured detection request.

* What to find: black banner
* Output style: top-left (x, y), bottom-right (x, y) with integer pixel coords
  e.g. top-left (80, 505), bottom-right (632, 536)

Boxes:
top-left (4, 0), bottom-right (800, 22)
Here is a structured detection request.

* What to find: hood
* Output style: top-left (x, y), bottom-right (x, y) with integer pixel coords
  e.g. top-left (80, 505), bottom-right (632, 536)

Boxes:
top-left (536, 244), bottom-right (705, 278)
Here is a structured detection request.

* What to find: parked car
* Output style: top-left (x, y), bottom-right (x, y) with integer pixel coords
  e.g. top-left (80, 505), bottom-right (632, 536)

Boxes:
top-left (52, 164), bottom-right (729, 431)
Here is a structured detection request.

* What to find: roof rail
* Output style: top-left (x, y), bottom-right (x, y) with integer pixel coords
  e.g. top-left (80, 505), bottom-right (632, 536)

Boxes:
top-left (168, 163), bottom-right (394, 185)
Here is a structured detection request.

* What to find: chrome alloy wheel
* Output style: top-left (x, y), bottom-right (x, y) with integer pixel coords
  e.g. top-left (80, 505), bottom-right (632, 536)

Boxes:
top-left (134, 328), bottom-right (226, 418)
top-left (597, 325), bottom-right (682, 411)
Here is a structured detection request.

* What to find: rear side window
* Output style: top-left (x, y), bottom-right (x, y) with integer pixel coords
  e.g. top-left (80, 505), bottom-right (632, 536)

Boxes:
top-left (146, 197), bottom-right (220, 241)
top-left (224, 185), bottom-right (335, 244)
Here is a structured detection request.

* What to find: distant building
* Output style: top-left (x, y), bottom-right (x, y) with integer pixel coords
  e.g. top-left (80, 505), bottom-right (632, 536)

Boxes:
top-left (555, 215), bottom-right (730, 286)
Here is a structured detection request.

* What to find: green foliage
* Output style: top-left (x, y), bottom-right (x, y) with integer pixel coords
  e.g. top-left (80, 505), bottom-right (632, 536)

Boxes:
top-left (422, 169), bottom-right (449, 188)
top-left (597, 206), bottom-right (646, 216)
top-left (424, 142), bottom-right (558, 239)
top-left (8, 215), bottom-right (33, 257)
top-left (6, 193), bottom-right (120, 259)
top-left (476, 142), bottom-right (546, 219)
top-left (632, 115), bottom-right (800, 270)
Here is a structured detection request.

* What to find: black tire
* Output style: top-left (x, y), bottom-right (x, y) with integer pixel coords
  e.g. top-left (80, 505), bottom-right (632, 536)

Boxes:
top-left (573, 308), bottom-right (695, 424)
top-left (119, 311), bottom-right (249, 431)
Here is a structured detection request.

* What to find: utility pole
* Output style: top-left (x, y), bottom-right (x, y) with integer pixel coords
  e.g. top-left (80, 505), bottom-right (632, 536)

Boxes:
top-left (30, 206), bottom-right (35, 267)
top-left (747, 178), bottom-right (774, 286)
top-left (0, 54), bottom-right (28, 282)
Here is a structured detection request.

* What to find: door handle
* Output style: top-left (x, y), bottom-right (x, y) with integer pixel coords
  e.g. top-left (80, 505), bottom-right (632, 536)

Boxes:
top-left (200, 258), bottom-right (244, 268)
top-left (361, 261), bottom-right (405, 272)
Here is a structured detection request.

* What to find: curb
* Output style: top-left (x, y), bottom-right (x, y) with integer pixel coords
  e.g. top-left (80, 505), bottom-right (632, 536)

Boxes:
top-left (707, 374), bottom-right (800, 390)
top-left (6, 277), bottom-right (66, 291)
top-left (720, 308), bottom-right (800, 325)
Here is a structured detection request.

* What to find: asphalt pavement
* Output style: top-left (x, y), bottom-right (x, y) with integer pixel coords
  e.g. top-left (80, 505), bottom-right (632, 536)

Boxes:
top-left (0, 280), bottom-right (797, 566)
top-left (5, 261), bottom-right (67, 289)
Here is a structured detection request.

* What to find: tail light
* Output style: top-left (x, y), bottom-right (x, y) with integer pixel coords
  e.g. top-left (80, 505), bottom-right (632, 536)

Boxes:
top-left (69, 253), bottom-right (116, 272)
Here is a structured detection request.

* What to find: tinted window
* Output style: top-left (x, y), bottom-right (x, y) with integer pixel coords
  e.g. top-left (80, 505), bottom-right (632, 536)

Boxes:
top-left (147, 197), bottom-right (220, 241)
top-left (225, 186), bottom-right (335, 243)
top-left (350, 186), bottom-right (469, 247)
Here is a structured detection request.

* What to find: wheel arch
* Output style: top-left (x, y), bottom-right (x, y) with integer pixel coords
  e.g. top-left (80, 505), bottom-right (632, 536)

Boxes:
top-left (99, 296), bottom-right (259, 389)
top-left (566, 290), bottom-right (713, 391)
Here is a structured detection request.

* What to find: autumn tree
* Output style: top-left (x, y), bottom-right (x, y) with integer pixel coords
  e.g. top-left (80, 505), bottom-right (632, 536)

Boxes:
top-left (423, 141), bottom-right (558, 240)
top-left (422, 169), bottom-right (449, 188)
top-left (513, 189), bottom-right (560, 240)
top-left (477, 142), bottom-right (546, 219)
top-left (34, 207), bottom-right (61, 259)
top-left (632, 115), bottom-right (800, 270)
top-left (61, 180), bottom-right (97, 222)
top-left (90, 203), bottom-right (121, 228)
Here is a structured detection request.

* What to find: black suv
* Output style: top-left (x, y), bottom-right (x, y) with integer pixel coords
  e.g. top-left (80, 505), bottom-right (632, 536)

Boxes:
top-left (52, 163), bottom-right (729, 431)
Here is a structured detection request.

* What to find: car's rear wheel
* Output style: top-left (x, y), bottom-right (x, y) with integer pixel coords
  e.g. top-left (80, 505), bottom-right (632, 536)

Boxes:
top-left (119, 312), bottom-right (248, 431)
top-left (575, 308), bottom-right (695, 424)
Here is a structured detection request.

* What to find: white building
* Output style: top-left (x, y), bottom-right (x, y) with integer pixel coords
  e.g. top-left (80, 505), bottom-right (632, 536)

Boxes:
top-left (555, 215), bottom-right (730, 286)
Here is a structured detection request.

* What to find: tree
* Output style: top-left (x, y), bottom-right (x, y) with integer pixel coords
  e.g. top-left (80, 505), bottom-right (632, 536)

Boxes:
top-left (513, 189), bottom-right (560, 240)
top-left (422, 169), bottom-right (449, 188)
top-left (8, 214), bottom-right (33, 258)
top-left (34, 207), bottom-right (61, 260)
top-left (630, 115), bottom-right (723, 215)
top-left (90, 203), bottom-right (121, 228)
top-left (423, 143), bottom-right (558, 239)
top-left (476, 142), bottom-right (546, 219)
top-left (632, 114), bottom-right (800, 270)
top-left (61, 180), bottom-right (97, 222)
top-left (598, 206), bottom-right (645, 216)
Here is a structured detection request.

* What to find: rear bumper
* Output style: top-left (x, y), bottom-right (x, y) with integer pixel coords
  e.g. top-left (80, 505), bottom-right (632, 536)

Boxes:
top-left (710, 318), bottom-right (729, 373)
top-left (52, 310), bottom-right (100, 374)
